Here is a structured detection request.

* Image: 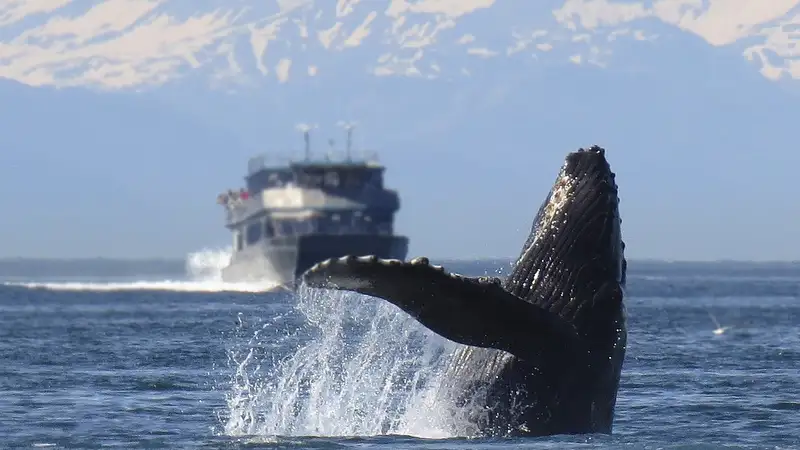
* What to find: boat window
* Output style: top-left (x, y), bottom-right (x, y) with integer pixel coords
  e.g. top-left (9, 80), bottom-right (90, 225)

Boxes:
top-left (264, 220), bottom-right (275, 238)
top-left (278, 220), bottom-right (294, 236)
top-left (246, 222), bottom-right (262, 245)
top-left (294, 220), bottom-right (313, 235)
top-left (324, 171), bottom-right (340, 188)
top-left (377, 222), bottom-right (391, 235)
top-left (235, 233), bottom-right (243, 251)
top-left (368, 170), bottom-right (382, 188)
top-left (371, 211), bottom-right (392, 224)
top-left (304, 174), bottom-right (323, 188)
top-left (344, 173), bottom-right (360, 189)
top-left (315, 216), bottom-right (326, 233)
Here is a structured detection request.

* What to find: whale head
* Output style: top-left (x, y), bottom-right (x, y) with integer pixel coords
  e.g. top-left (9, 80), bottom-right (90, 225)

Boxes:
top-left (506, 145), bottom-right (626, 332)
top-left (502, 145), bottom-right (627, 432)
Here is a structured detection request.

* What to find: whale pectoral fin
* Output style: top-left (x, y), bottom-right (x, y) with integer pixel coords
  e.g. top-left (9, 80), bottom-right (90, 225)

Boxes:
top-left (302, 256), bottom-right (583, 362)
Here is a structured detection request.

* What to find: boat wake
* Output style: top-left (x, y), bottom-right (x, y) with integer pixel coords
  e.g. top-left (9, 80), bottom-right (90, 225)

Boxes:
top-left (2, 248), bottom-right (281, 293)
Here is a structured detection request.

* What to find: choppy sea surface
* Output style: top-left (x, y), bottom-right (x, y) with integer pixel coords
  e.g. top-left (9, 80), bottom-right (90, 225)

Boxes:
top-left (1, 251), bottom-right (798, 449)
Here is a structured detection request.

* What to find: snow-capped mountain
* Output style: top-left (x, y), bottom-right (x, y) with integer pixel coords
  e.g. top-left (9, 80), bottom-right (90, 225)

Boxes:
top-left (2, 0), bottom-right (800, 88)
top-left (1, 1), bottom-right (800, 260)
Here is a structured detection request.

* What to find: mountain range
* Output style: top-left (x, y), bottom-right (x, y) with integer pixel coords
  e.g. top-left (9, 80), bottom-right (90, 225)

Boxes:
top-left (1, 0), bottom-right (799, 261)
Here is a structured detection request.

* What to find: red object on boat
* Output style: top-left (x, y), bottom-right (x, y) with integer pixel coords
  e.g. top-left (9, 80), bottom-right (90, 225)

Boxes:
top-left (240, 190), bottom-right (249, 200)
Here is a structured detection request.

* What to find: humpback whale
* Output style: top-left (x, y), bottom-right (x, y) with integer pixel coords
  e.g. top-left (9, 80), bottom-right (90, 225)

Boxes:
top-left (302, 145), bottom-right (627, 437)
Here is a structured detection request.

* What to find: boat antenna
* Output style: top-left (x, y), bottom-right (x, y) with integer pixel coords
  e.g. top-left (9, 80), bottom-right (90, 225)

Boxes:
top-left (303, 129), bottom-right (310, 161)
top-left (295, 123), bottom-right (316, 162)
top-left (345, 123), bottom-right (354, 161)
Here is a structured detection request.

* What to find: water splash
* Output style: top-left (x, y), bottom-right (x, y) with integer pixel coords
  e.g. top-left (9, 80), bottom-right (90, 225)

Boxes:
top-left (222, 285), bottom-right (474, 439)
top-left (4, 248), bottom-right (280, 292)
top-left (185, 247), bottom-right (234, 282)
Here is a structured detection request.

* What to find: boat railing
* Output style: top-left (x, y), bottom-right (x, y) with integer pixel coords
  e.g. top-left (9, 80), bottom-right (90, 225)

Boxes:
top-left (247, 150), bottom-right (381, 175)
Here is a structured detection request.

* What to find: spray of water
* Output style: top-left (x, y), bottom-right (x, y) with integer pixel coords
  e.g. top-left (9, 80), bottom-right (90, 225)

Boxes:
top-left (222, 285), bottom-right (480, 439)
top-left (185, 247), bottom-right (235, 282)
top-left (4, 248), bottom-right (280, 292)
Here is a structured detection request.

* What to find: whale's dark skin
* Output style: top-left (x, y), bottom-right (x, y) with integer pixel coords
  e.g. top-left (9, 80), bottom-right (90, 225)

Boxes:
top-left (302, 146), bottom-right (627, 437)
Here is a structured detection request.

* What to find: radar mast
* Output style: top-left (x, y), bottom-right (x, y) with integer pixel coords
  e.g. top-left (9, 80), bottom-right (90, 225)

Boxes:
top-left (337, 121), bottom-right (357, 162)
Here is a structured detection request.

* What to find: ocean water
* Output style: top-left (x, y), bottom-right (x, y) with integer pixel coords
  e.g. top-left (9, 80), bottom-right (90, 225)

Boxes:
top-left (1, 251), bottom-right (798, 449)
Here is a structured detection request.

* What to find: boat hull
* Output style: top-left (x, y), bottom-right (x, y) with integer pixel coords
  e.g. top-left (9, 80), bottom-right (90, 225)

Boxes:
top-left (221, 234), bottom-right (409, 287)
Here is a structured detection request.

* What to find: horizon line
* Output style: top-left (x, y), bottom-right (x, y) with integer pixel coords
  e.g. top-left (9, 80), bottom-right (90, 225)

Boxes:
top-left (2, 257), bottom-right (800, 265)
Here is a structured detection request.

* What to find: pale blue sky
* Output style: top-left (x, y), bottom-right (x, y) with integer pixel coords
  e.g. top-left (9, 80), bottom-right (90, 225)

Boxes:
top-left (1, 40), bottom-right (798, 261)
